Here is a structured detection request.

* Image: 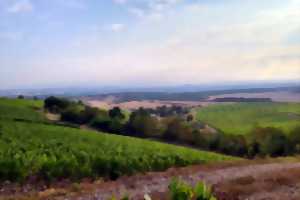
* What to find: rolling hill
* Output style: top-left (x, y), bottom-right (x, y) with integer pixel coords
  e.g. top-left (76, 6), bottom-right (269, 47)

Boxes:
top-left (0, 98), bottom-right (235, 182)
top-left (195, 102), bottom-right (300, 135)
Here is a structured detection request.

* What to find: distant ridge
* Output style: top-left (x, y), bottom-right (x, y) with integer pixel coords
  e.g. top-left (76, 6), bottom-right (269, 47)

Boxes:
top-left (1, 83), bottom-right (299, 99)
top-left (86, 86), bottom-right (300, 102)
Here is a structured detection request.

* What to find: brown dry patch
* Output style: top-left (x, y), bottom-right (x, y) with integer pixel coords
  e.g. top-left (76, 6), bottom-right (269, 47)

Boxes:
top-left (214, 167), bottom-right (300, 200)
top-left (45, 113), bottom-right (60, 121)
top-left (85, 100), bottom-right (220, 110)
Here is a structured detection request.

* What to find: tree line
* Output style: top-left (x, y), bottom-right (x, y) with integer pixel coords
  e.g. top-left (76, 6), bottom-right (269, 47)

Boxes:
top-left (44, 96), bottom-right (300, 158)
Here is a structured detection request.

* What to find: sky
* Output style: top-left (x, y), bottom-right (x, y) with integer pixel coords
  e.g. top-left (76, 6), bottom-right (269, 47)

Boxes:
top-left (0, 0), bottom-right (299, 89)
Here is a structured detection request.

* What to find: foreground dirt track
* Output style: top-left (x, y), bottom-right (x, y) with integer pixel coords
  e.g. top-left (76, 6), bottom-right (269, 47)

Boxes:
top-left (3, 160), bottom-right (300, 200)
top-left (59, 161), bottom-right (300, 200)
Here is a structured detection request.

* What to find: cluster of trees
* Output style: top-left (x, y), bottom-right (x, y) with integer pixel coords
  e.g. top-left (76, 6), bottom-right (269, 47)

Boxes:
top-left (44, 96), bottom-right (72, 113)
top-left (17, 95), bottom-right (39, 100)
top-left (44, 96), bottom-right (125, 132)
top-left (189, 126), bottom-right (300, 158)
top-left (212, 97), bottom-right (272, 102)
top-left (44, 96), bottom-right (300, 158)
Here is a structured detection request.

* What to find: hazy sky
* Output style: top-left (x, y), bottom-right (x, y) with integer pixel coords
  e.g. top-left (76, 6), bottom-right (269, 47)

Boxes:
top-left (0, 0), bottom-right (299, 89)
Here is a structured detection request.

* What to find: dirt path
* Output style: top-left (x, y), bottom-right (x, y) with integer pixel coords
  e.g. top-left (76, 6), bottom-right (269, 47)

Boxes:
top-left (48, 161), bottom-right (300, 200)
top-left (3, 160), bottom-right (300, 200)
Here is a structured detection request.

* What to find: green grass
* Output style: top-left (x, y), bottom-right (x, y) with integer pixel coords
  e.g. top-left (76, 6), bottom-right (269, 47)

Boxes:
top-left (195, 102), bottom-right (300, 135)
top-left (0, 98), bottom-right (236, 181)
top-left (0, 98), bottom-right (44, 122)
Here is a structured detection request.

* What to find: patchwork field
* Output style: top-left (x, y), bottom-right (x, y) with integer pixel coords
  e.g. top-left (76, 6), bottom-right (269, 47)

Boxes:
top-left (85, 99), bottom-right (206, 110)
top-left (195, 102), bottom-right (300, 135)
top-left (0, 98), bottom-right (235, 182)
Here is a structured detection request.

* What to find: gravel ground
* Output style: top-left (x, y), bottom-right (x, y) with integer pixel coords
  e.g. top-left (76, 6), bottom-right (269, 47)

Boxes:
top-left (2, 161), bottom-right (300, 200)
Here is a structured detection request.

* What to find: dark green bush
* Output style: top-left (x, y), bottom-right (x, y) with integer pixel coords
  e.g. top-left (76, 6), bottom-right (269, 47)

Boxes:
top-left (0, 158), bottom-right (26, 181)
top-left (44, 96), bottom-right (71, 113)
top-left (109, 107), bottom-right (125, 120)
top-left (248, 127), bottom-right (288, 157)
top-left (288, 126), bottom-right (300, 153)
top-left (127, 109), bottom-right (162, 138)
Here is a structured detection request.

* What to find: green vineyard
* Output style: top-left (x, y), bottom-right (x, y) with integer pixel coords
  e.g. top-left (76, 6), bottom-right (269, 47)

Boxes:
top-left (0, 98), bottom-right (235, 181)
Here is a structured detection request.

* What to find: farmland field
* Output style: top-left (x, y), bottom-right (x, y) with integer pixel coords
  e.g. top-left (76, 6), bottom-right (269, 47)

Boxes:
top-left (0, 98), bottom-right (235, 182)
top-left (195, 102), bottom-right (300, 135)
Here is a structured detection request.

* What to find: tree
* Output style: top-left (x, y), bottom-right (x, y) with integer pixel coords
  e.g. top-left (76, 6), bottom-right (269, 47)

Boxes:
top-left (186, 114), bottom-right (194, 122)
top-left (90, 115), bottom-right (112, 132)
top-left (126, 108), bottom-right (161, 137)
top-left (217, 135), bottom-right (248, 156)
top-left (61, 106), bottom-right (82, 124)
top-left (163, 117), bottom-right (186, 141)
top-left (61, 106), bottom-right (101, 125)
top-left (109, 107), bottom-right (125, 120)
top-left (44, 96), bottom-right (70, 113)
top-left (82, 106), bottom-right (100, 123)
top-left (249, 127), bottom-right (288, 157)
top-left (288, 126), bottom-right (300, 153)
top-left (193, 130), bottom-right (220, 150)
top-left (17, 95), bottom-right (24, 99)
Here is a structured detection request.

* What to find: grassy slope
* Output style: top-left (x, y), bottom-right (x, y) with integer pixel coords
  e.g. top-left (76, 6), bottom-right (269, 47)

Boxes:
top-left (0, 98), bottom-right (44, 121)
top-left (0, 98), bottom-right (236, 181)
top-left (195, 102), bottom-right (300, 135)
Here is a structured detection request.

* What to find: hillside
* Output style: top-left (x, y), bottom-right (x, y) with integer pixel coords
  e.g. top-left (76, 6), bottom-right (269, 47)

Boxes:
top-left (0, 98), bottom-right (235, 182)
top-left (195, 102), bottom-right (300, 135)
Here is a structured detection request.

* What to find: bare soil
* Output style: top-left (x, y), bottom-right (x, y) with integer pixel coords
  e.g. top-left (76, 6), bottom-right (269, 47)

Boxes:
top-left (45, 113), bottom-right (60, 121)
top-left (85, 100), bottom-right (224, 110)
top-left (3, 159), bottom-right (300, 200)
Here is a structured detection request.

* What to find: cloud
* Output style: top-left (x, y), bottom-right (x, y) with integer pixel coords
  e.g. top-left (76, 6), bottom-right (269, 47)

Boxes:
top-left (115, 0), bottom-right (184, 21)
top-left (128, 7), bottom-right (145, 18)
top-left (106, 23), bottom-right (126, 32)
top-left (113, 0), bottom-right (128, 5)
top-left (7, 0), bottom-right (33, 13)
top-left (57, 0), bottom-right (87, 9)
top-left (1, 0), bottom-right (299, 89)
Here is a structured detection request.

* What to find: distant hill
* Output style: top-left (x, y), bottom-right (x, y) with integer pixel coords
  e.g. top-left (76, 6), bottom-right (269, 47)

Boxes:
top-left (86, 86), bottom-right (300, 102)
top-left (212, 97), bottom-right (272, 102)
top-left (1, 82), bottom-right (299, 98)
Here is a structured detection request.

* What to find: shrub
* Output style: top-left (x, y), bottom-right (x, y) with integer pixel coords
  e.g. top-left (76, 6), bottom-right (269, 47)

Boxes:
top-left (90, 116), bottom-right (112, 132)
top-left (163, 117), bottom-right (184, 141)
top-left (61, 106), bottom-right (83, 124)
top-left (186, 114), bottom-right (194, 122)
top-left (82, 106), bottom-right (101, 123)
top-left (61, 105), bottom-right (102, 125)
top-left (90, 112), bottom-right (124, 133)
top-left (169, 179), bottom-right (216, 200)
top-left (0, 158), bottom-right (27, 182)
top-left (44, 96), bottom-right (71, 113)
top-left (127, 109), bottom-right (162, 138)
top-left (17, 95), bottom-right (24, 99)
top-left (194, 182), bottom-right (217, 200)
top-left (217, 135), bottom-right (248, 157)
top-left (109, 107), bottom-right (125, 120)
top-left (169, 179), bottom-right (193, 200)
top-left (248, 127), bottom-right (288, 157)
top-left (288, 126), bottom-right (300, 153)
